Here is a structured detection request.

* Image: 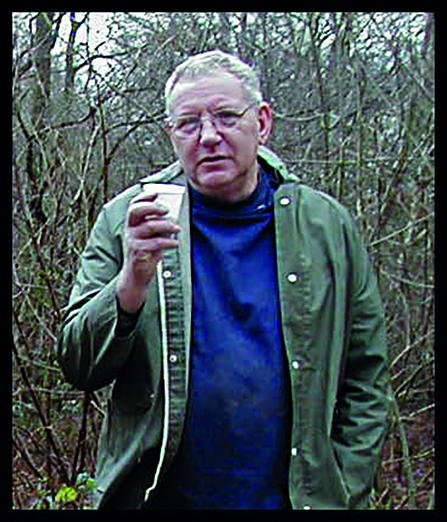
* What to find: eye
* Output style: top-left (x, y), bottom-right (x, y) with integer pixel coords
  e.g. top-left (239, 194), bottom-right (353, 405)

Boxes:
top-left (175, 116), bottom-right (200, 133)
top-left (215, 110), bottom-right (239, 126)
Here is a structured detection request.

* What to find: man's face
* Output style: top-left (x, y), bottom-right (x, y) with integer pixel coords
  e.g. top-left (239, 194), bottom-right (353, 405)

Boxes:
top-left (167, 71), bottom-right (272, 203)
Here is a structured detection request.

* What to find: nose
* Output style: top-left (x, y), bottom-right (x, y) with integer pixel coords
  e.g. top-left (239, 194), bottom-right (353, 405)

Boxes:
top-left (199, 117), bottom-right (222, 146)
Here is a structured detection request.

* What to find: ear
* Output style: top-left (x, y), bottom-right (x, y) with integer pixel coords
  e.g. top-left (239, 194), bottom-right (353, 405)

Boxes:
top-left (256, 102), bottom-right (273, 145)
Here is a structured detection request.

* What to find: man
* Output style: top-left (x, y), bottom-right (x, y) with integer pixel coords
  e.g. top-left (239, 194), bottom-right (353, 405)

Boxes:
top-left (58, 50), bottom-right (390, 510)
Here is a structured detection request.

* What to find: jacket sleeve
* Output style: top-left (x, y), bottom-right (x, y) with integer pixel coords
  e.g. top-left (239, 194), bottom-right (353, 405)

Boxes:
top-left (57, 204), bottom-right (137, 391)
top-left (331, 218), bottom-right (391, 508)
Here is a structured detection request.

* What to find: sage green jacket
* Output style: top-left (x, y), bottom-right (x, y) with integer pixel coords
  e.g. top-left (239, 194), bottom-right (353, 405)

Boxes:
top-left (57, 146), bottom-right (390, 510)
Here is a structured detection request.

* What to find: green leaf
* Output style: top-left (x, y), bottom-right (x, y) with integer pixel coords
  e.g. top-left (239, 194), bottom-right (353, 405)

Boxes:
top-left (76, 472), bottom-right (96, 491)
top-left (84, 478), bottom-right (96, 490)
top-left (55, 485), bottom-right (78, 504)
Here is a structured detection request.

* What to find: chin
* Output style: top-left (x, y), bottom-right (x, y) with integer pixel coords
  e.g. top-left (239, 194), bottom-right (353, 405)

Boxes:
top-left (194, 168), bottom-right (237, 187)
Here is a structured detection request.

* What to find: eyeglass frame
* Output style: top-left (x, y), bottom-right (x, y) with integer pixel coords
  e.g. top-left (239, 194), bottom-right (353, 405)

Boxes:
top-left (165, 103), bottom-right (259, 139)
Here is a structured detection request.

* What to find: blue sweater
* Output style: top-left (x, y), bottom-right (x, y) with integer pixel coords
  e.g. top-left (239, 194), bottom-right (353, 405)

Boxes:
top-left (149, 170), bottom-right (291, 509)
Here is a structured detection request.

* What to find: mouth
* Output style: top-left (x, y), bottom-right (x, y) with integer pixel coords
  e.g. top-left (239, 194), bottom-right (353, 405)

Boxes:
top-left (197, 155), bottom-right (229, 165)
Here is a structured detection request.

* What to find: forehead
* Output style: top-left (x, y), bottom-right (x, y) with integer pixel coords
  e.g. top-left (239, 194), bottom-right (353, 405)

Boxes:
top-left (169, 72), bottom-right (247, 114)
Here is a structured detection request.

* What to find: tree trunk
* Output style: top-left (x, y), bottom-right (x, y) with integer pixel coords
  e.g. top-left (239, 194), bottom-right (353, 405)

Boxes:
top-left (27, 12), bottom-right (54, 226)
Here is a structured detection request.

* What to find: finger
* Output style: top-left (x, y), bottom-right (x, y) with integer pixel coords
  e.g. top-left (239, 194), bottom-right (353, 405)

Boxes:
top-left (130, 192), bottom-right (158, 205)
top-left (127, 201), bottom-right (169, 227)
top-left (131, 219), bottom-right (181, 239)
top-left (130, 236), bottom-right (179, 256)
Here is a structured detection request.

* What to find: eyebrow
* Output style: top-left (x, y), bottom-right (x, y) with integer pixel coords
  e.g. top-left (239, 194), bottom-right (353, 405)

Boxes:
top-left (173, 103), bottom-right (242, 117)
top-left (172, 94), bottom-right (243, 114)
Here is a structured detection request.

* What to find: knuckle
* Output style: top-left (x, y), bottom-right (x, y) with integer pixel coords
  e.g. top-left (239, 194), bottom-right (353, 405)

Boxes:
top-left (150, 236), bottom-right (167, 249)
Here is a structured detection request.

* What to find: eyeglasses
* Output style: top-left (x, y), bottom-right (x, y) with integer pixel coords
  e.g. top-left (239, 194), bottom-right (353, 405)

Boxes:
top-left (166, 103), bottom-right (257, 139)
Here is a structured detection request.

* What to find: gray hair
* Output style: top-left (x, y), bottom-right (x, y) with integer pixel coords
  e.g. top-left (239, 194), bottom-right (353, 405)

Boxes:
top-left (165, 50), bottom-right (263, 115)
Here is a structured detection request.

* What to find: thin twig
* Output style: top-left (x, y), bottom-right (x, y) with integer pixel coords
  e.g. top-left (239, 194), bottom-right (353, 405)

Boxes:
top-left (13, 314), bottom-right (69, 485)
top-left (369, 213), bottom-right (434, 248)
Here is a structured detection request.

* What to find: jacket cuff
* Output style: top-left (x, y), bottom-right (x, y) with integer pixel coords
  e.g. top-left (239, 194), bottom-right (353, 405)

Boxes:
top-left (115, 297), bottom-right (143, 338)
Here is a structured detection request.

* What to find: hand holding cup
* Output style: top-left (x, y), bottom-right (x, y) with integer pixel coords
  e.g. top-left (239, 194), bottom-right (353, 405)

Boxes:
top-left (116, 185), bottom-right (185, 313)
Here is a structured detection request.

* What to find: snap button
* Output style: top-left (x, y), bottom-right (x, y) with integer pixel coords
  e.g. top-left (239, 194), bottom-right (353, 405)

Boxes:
top-left (163, 270), bottom-right (173, 279)
top-left (292, 360), bottom-right (300, 370)
top-left (279, 197), bottom-right (291, 206)
top-left (287, 273), bottom-right (299, 283)
top-left (169, 354), bottom-right (178, 363)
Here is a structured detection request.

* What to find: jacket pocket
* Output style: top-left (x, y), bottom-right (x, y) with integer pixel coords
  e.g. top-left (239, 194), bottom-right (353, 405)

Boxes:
top-left (301, 436), bottom-right (350, 509)
top-left (104, 394), bottom-right (154, 453)
top-left (329, 438), bottom-right (350, 501)
top-left (112, 381), bottom-right (156, 414)
top-left (96, 395), bottom-right (160, 508)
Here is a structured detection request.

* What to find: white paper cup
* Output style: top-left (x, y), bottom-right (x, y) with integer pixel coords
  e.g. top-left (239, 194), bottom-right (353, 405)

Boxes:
top-left (140, 183), bottom-right (185, 223)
